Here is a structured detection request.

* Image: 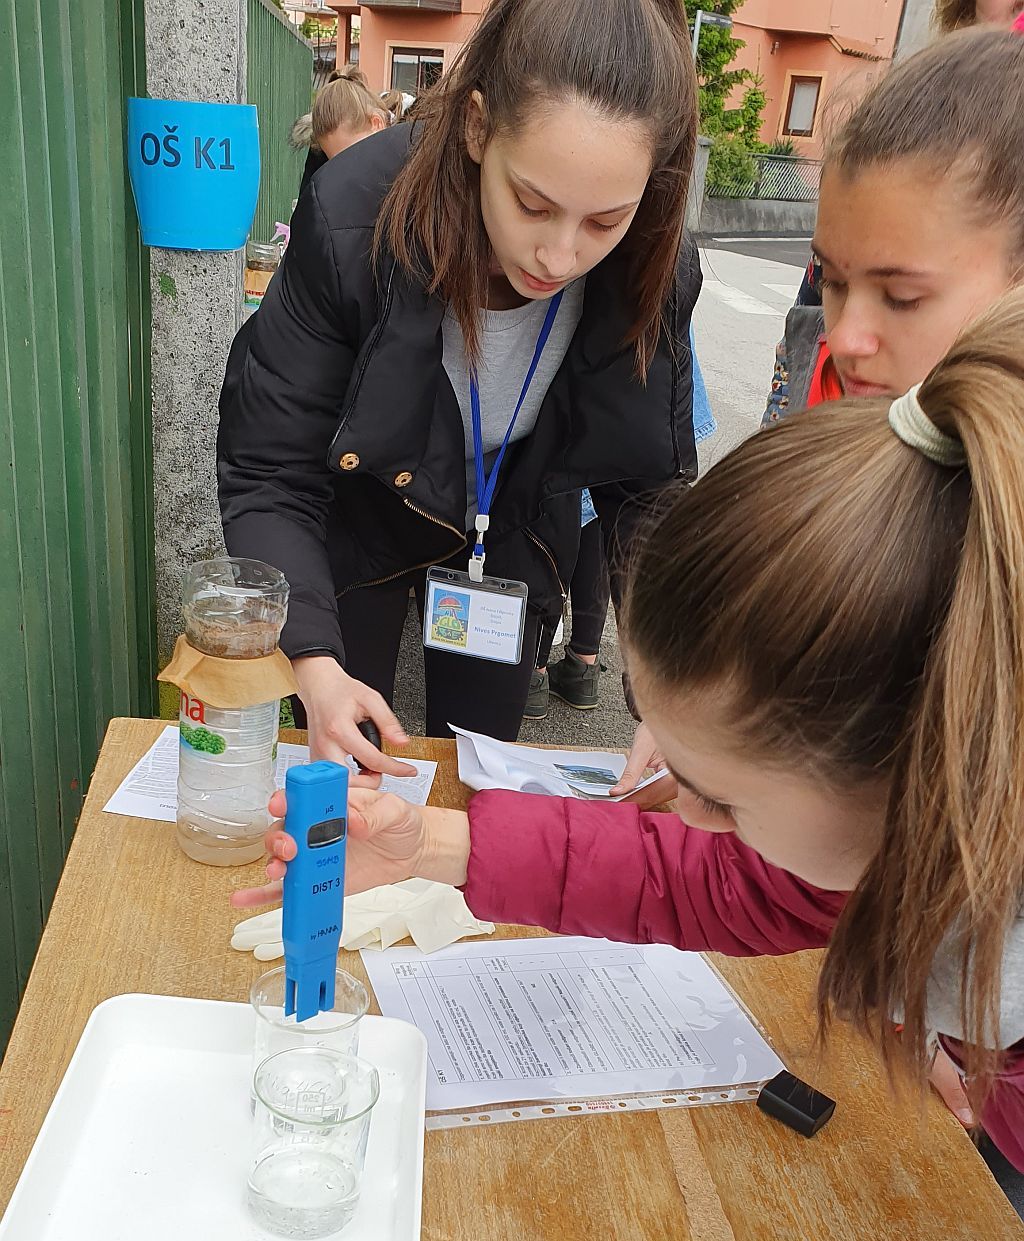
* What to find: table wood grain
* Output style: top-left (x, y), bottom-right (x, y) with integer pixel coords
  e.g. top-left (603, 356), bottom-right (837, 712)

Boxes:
top-left (1, 717), bottom-right (1020, 1239)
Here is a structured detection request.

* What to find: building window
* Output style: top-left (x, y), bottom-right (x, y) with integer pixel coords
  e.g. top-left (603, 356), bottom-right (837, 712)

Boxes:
top-left (783, 76), bottom-right (822, 138)
top-left (391, 48), bottom-right (444, 95)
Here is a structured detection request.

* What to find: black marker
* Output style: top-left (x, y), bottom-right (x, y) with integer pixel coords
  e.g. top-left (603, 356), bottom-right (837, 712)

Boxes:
top-left (355, 720), bottom-right (383, 774)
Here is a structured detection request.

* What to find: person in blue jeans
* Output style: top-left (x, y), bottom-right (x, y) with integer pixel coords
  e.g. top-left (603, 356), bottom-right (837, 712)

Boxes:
top-left (526, 326), bottom-right (716, 719)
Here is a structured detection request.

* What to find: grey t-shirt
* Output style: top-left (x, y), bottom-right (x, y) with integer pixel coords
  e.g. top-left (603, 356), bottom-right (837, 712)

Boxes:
top-left (442, 278), bottom-right (585, 526)
top-left (925, 915), bottom-right (1024, 1048)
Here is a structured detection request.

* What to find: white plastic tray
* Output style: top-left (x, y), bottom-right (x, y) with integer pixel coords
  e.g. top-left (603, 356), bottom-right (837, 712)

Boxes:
top-left (0, 994), bottom-right (426, 1240)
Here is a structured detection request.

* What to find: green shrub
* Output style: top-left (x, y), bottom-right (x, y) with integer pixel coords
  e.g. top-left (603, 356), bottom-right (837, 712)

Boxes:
top-left (706, 134), bottom-right (757, 198)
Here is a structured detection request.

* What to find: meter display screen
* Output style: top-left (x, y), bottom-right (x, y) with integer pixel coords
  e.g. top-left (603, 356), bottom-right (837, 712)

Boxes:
top-left (307, 817), bottom-right (346, 848)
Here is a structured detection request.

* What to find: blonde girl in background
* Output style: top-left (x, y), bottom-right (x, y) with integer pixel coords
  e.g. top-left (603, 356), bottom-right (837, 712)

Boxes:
top-left (292, 66), bottom-right (406, 194)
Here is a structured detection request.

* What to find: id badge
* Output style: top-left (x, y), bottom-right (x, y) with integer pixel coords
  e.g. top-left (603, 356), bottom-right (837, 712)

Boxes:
top-left (423, 566), bottom-right (528, 665)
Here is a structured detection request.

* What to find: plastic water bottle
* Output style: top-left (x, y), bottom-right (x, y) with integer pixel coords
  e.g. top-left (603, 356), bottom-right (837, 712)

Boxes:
top-left (176, 558), bottom-right (289, 866)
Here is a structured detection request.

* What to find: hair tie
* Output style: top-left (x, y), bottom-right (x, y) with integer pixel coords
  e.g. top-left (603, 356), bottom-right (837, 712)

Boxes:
top-left (888, 384), bottom-right (967, 468)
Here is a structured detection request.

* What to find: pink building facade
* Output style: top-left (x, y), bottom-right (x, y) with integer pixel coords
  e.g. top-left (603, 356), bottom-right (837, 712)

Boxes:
top-left (328, 1), bottom-right (904, 159)
top-left (328, 1), bottom-right (490, 97)
top-left (730, 0), bottom-right (904, 156)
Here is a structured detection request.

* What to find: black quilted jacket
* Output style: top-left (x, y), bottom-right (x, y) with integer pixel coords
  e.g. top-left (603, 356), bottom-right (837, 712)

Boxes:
top-left (218, 124), bottom-right (702, 666)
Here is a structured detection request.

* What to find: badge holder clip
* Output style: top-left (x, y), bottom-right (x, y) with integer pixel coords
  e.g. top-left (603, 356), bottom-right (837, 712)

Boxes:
top-left (468, 514), bottom-right (489, 584)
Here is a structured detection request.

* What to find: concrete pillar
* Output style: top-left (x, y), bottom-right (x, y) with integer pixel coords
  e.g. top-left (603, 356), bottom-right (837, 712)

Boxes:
top-left (145, 0), bottom-right (246, 670)
top-left (686, 136), bottom-right (712, 236)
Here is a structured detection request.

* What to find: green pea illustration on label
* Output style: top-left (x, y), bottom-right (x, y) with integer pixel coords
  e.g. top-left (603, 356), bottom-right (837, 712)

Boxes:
top-left (180, 721), bottom-right (227, 755)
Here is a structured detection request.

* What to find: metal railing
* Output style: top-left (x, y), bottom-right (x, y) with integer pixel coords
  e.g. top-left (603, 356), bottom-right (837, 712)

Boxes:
top-left (708, 153), bottom-right (822, 203)
top-left (247, 0), bottom-right (314, 238)
top-left (312, 41), bottom-right (338, 90)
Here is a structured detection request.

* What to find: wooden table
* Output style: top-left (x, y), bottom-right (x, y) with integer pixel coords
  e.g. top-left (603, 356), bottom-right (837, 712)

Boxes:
top-left (1, 718), bottom-right (1021, 1240)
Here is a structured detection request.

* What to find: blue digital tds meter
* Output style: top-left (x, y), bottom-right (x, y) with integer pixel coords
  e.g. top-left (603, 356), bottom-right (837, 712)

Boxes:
top-left (282, 761), bottom-right (349, 1022)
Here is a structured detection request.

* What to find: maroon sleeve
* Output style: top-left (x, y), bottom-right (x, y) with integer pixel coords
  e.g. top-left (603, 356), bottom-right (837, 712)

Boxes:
top-left (981, 1080), bottom-right (1024, 1173)
top-left (940, 1038), bottom-right (1024, 1173)
top-left (463, 791), bottom-right (847, 956)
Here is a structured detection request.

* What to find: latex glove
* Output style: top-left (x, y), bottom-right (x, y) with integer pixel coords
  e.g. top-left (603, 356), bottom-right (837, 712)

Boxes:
top-left (231, 907), bottom-right (284, 961)
top-left (230, 881), bottom-right (493, 958)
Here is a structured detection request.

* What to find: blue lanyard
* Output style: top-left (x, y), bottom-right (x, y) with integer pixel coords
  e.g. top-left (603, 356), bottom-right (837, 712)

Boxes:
top-left (469, 290), bottom-right (563, 578)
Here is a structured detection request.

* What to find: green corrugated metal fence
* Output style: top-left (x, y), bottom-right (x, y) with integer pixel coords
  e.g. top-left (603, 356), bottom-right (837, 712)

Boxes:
top-left (0, 0), bottom-right (155, 1052)
top-left (247, 0), bottom-right (313, 241)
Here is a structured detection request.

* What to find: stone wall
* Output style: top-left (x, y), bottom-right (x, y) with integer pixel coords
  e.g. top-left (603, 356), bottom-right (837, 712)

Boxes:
top-left (696, 195), bottom-right (818, 238)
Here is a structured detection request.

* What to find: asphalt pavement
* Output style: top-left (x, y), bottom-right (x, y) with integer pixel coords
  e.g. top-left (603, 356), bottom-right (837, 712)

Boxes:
top-left (702, 236), bottom-right (812, 269)
top-left (391, 239), bottom-right (808, 749)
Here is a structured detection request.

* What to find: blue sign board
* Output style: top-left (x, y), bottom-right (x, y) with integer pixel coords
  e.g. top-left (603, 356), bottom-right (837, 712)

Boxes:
top-left (127, 97), bottom-right (260, 251)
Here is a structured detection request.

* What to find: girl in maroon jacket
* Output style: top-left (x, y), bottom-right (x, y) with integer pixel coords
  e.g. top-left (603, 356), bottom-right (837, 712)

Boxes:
top-left (240, 287), bottom-right (1024, 1181)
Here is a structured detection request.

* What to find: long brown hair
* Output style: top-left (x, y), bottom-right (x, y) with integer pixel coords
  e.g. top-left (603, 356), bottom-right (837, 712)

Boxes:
top-left (375, 0), bottom-right (696, 376)
top-left (826, 30), bottom-right (1024, 264)
top-left (625, 288), bottom-right (1024, 1101)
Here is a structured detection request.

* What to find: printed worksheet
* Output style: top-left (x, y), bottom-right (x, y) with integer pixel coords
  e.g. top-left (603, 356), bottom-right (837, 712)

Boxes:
top-left (103, 726), bottom-right (437, 821)
top-left (102, 725), bottom-right (182, 820)
top-left (361, 937), bottom-right (784, 1111)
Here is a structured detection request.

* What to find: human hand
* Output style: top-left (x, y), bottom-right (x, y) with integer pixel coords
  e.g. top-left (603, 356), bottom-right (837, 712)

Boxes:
top-left (610, 720), bottom-right (678, 807)
top-left (230, 787), bottom-right (471, 909)
top-left (929, 1044), bottom-right (975, 1129)
top-left (293, 655), bottom-right (416, 783)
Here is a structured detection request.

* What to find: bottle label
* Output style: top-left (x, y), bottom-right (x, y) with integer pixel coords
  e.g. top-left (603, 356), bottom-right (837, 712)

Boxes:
top-left (178, 693), bottom-right (278, 757)
top-left (243, 266), bottom-right (275, 312)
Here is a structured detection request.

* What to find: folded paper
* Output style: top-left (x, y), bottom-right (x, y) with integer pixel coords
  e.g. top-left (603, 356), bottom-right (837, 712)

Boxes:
top-left (158, 634), bottom-right (298, 708)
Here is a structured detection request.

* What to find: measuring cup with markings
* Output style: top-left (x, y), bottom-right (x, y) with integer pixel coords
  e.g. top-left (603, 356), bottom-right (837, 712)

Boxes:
top-left (251, 965), bottom-right (369, 1095)
top-left (248, 1047), bottom-right (380, 1239)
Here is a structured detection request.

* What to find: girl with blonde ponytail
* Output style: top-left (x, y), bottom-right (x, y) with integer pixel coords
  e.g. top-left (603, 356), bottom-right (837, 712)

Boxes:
top-left (240, 285), bottom-right (1024, 1200)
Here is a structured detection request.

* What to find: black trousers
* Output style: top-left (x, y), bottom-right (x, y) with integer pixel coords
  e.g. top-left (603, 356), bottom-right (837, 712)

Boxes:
top-left (310, 566), bottom-right (541, 741)
top-left (981, 1135), bottom-right (1024, 1221)
top-left (536, 518), bottom-right (611, 668)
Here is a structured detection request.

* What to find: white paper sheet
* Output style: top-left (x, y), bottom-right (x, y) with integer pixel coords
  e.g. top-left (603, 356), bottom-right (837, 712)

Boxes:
top-left (361, 937), bottom-right (784, 1111)
top-left (453, 724), bottom-right (666, 800)
top-left (103, 725), bottom-right (438, 821)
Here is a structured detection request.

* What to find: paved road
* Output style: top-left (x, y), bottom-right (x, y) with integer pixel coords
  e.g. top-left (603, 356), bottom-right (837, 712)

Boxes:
top-left (694, 239), bottom-right (806, 466)
top-left (703, 236), bottom-right (812, 269)
top-left (392, 240), bottom-right (807, 750)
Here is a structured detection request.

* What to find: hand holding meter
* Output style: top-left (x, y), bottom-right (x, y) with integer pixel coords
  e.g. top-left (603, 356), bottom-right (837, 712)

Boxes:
top-left (282, 761), bottom-right (349, 1022)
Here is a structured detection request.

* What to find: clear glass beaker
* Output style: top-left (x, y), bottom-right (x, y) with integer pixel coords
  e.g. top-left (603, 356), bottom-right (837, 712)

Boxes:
top-left (248, 1047), bottom-right (380, 1239)
top-left (251, 965), bottom-right (369, 1081)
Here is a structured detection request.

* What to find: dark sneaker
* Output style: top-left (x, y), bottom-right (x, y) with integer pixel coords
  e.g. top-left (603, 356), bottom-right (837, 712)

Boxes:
top-left (549, 648), bottom-right (601, 710)
top-left (523, 668), bottom-right (549, 720)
